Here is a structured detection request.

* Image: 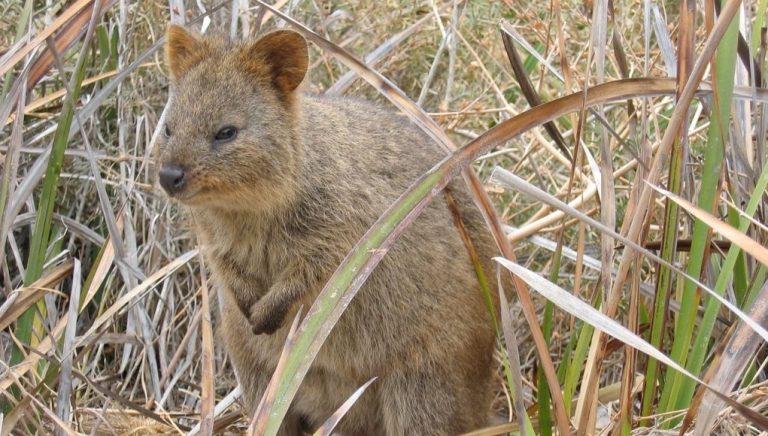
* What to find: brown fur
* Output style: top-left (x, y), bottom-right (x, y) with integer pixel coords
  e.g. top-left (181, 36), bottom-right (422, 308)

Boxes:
top-left (158, 25), bottom-right (500, 435)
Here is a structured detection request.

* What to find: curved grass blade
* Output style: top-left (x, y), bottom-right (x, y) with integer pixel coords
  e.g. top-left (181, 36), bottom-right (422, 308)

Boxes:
top-left (500, 29), bottom-right (570, 161)
top-left (249, 76), bottom-right (679, 435)
top-left (326, 10), bottom-right (438, 96)
top-left (250, 309), bottom-right (304, 435)
top-left (250, 4), bottom-right (576, 432)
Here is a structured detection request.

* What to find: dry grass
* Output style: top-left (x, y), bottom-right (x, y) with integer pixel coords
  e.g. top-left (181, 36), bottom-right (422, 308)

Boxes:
top-left (1, 0), bottom-right (767, 434)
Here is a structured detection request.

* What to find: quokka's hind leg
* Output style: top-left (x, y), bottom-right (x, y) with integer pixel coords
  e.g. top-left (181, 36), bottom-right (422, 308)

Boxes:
top-left (379, 362), bottom-right (494, 435)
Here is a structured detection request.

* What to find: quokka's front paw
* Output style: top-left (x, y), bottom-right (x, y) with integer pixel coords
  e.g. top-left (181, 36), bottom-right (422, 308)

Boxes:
top-left (248, 299), bottom-right (289, 335)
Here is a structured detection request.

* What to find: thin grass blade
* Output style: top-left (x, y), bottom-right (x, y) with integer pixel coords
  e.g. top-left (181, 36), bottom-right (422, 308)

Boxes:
top-left (312, 378), bottom-right (377, 436)
top-left (649, 185), bottom-right (768, 269)
top-left (53, 260), bottom-right (81, 435)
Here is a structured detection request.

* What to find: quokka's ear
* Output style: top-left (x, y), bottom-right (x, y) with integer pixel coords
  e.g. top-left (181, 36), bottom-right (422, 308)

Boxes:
top-left (241, 30), bottom-right (308, 94)
top-left (165, 25), bottom-right (208, 80)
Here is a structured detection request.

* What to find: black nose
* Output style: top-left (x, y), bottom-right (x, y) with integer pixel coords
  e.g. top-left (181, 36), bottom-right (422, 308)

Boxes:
top-left (159, 165), bottom-right (186, 193)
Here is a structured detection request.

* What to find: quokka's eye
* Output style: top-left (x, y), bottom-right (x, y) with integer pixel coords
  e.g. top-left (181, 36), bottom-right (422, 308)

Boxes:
top-left (214, 126), bottom-right (238, 143)
top-left (164, 124), bottom-right (171, 137)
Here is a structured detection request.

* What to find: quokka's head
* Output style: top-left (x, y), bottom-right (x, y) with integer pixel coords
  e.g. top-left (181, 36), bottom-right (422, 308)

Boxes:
top-left (156, 25), bottom-right (308, 211)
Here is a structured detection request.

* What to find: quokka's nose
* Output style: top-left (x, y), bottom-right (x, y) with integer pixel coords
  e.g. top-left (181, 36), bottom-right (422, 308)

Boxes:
top-left (159, 164), bottom-right (186, 194)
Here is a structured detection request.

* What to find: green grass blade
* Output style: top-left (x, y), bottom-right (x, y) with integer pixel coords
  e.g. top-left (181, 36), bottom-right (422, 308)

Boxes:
top-left (445, 195), bottom-right (528, 427)
top-left (537, 303), bottom-right (554, 434)
top-left (537, 248), bottom-right (563, 435)
top-left (254, 167), bottom-right (443, 436)
top-left (498, 271), bottom-right (536, 435)
top-left (752, 0), bottom-right (768, 50)
top-left (562, 305), bottom-right (597, 416)
top-left (640, 135), bottom-right (684, 423)
top-left (11, 42), bottom-right (90, 368)
top-left (657, 10), bottom-right (739, 417)
top-left (727, 197), bottom-right (749, 306)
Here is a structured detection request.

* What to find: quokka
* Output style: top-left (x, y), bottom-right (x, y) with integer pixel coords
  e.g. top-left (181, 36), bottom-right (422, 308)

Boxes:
top-left (157, 25), bottom-right (500, 435)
